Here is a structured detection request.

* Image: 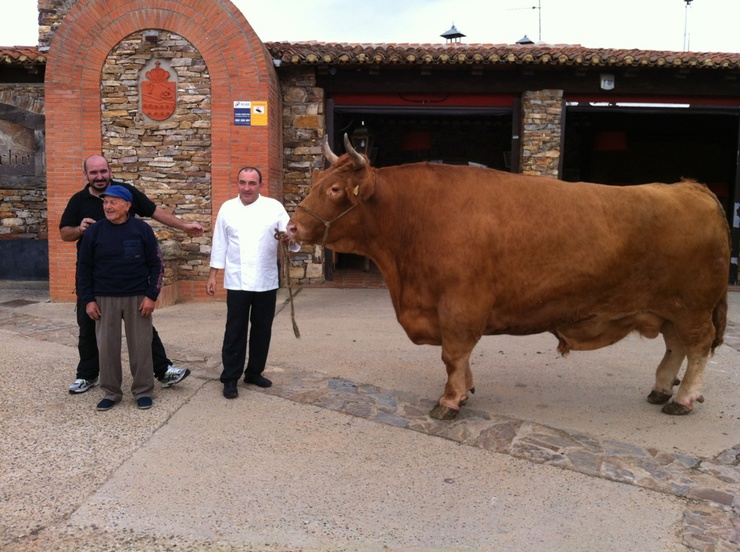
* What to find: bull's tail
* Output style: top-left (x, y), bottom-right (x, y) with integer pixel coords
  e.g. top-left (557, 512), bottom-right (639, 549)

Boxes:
top-left (711, 292), bottom-right (727, 353)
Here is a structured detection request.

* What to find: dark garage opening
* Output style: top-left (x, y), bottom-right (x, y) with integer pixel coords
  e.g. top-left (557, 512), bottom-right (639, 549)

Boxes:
top-left (332, 112), bottom-right (514, 170)
top-left (564, 105), bottom-right (740, 283)
top-left (326, 110), bottom-right (514, 281)
top-left (562, 107), bottom-right (739, 219)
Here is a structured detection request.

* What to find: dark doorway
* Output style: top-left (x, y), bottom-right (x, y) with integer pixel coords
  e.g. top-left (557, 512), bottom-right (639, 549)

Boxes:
top-left (564, 105), bottom-right (740, 284)
top-left (326, 110), bottom-right (514, 281)
top-left (563, 107), bottom-right (739, 218)
top-left (333, 112), bottom-right (514, 169)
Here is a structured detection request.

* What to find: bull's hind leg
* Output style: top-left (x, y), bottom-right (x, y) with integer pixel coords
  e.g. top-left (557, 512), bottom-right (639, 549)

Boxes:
top-left (647, 322), bottom-right (684, 405)
top-left (660, 319), bottom-right (714, 415)
top-left (662, 352), bottom-right (708, 415)
top-left (429, 340), bottom-right (476, 420)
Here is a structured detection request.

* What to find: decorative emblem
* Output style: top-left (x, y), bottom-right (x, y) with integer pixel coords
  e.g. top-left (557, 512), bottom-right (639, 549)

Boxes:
top-left (141, 61), bottom-right (176, 121)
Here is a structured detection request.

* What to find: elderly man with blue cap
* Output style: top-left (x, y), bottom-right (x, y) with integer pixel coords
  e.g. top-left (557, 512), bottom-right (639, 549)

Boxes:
top-left (76, 184), bottom-right (163, 411)
top-left (60, 154), bottom-right (202, 395)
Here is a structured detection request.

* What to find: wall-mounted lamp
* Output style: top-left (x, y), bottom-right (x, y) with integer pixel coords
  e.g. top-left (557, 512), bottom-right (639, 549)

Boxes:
top-left (351, 122), bottom-right (373, 155)
top-left (600, 73), bottom-right (615, 90)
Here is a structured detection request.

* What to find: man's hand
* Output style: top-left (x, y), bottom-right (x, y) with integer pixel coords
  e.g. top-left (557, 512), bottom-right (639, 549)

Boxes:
top-left (183, 222), bottom-right (204, 238)
top-left (276, 227), bottom-right (301, 253)
top-left (79, 217), bottom-right (96, 234)
top-left (152, 207), bottom-right (204, 237)
top-left (61, 217), bottom-right (97, 242)
top-left (206, 274), bottom-right (217, 296)
top-left (139, 297), bottom-right (156, 318)
top-left (85, 301), bottom-right (101, 320)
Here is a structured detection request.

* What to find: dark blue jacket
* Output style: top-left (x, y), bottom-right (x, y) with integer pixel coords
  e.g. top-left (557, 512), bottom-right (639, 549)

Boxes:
top-left (59, 180), bottom-right (157, 253)
top-left (76, 214), bottom-right (163, 304)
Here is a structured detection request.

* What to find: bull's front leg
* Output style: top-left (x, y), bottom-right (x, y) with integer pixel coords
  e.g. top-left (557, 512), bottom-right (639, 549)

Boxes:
top-left (429, 344), bottom-right (476, 420)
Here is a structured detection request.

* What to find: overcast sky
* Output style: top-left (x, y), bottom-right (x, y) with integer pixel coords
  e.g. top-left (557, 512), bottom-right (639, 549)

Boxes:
top-left (2, 0), bottom-right (738, 53)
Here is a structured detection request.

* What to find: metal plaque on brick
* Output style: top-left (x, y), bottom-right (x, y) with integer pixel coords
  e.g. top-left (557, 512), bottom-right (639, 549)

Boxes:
top-left (234, 101), bottom-right (268, 126)
top-left (0, 120), bottom-right (36, 176)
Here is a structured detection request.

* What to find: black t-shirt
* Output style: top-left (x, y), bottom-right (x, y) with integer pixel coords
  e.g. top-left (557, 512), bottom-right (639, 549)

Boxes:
top-left (59, 180), bottom-right (157, 251)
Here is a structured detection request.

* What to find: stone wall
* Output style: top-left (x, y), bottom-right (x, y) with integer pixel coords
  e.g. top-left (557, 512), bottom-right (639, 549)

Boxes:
top-left (38, 0), bottom-right (76, 50)
top-left (100, 30), bottom-right (212, 287)
top-left (520, 89), bottom-right (564, 178)
top-left (0, 186), bottom-right (46, 239)
top-left (280, 66), bottom-right (326, 284)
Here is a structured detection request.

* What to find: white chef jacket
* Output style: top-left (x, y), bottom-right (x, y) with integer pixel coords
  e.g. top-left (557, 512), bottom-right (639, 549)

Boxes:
top-left (210, 195), bottom-right (291, 292)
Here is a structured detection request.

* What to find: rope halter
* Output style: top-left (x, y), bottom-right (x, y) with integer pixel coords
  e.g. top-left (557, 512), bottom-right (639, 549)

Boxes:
top-left (295, 202), bottom-right (359, 248)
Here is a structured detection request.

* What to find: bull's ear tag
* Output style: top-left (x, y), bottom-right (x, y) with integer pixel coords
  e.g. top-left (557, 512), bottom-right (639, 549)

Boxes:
top-left (353, 185), bottom-right (360, 196)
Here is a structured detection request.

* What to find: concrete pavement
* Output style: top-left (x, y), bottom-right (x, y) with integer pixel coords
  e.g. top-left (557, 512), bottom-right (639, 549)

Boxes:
top-left (0, 281), bottom-right (738, 551)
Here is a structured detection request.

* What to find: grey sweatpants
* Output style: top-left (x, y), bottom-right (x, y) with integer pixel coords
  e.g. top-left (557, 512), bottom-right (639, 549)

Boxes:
top-left (95, 295), bottom-right (154, 402)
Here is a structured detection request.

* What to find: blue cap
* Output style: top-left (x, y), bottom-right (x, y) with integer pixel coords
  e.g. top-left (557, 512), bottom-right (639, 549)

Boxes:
top-left (101, 184), bottom-right (132, 202)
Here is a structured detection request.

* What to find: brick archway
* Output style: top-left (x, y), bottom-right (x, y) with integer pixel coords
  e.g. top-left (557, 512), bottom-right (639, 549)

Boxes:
top-left (46, 0), bottom-right (282, 302)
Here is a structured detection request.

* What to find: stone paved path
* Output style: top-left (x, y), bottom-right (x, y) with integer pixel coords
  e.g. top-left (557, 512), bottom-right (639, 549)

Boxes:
top-left (0, 299), bottom-right (738, 551)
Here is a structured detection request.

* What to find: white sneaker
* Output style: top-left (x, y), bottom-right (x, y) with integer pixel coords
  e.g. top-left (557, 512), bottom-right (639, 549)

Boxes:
top-left (68, 377), bottom-right (99, 394)
top-left (159, 366), bottom-right (191, 388)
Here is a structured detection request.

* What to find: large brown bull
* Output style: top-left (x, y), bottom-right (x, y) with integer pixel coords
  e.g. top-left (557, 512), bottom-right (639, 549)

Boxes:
top-left (287, 134), bottom-right (730, 420)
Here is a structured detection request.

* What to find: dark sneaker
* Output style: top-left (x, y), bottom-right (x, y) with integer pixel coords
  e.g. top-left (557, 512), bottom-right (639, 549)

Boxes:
top-left (96, 398), bottom-right (116, 411)
top-left (137, 397), bottom-right (153, 410)
top-left (69, 377), bottom-right (99, 394)
top-left (223, 381), bottom-right (238, 399)
top-left (244, 374), bottom-right (272, 388)
top-left (158, 366), bottom-right (191, 388)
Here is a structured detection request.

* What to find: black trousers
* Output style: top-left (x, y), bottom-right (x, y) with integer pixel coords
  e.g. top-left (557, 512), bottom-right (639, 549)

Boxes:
top-left (220, 289), bottom-right (277, 384)
top-left (75, 297), bottom-right (172, 381)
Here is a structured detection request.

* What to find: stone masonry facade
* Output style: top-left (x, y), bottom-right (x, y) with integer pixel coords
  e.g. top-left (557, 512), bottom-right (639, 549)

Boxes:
top-left (101, 30), bottom-right (212, 288)
top-left (280, 66), bottom-right (327, 285)
top-left (38, 0), bottom-right (75, 51)
top-left (520, 89), bottom-right (563, 178)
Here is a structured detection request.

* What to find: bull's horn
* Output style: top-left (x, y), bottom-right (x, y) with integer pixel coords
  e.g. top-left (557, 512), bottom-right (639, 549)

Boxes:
top-left (322, 135), bottom-right (339, 166)
top-left (343, 133), bottom-right (367, 169)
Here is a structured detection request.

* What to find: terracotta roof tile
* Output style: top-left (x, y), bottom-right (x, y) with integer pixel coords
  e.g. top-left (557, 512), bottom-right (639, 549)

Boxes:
top-left (0, 47), bottom-right (46, 64)
top-left (265, 41), bottom-right (740, 70)
top-left (0, 43), bottom-right (738, 70)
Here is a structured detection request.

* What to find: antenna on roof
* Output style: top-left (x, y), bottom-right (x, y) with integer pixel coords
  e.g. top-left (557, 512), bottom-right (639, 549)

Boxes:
top-left (507, 1), bottom-right (542, 42)
top-left (683, 0), bottom-right (693, 51)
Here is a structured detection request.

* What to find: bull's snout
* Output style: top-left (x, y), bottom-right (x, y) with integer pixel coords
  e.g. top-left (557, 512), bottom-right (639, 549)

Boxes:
top-left (286, 221), bottom-right (300, 241)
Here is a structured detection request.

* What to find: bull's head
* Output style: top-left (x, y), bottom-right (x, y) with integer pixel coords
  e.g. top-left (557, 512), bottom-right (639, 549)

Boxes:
top-left (286, 134), bottom-right (375, 248)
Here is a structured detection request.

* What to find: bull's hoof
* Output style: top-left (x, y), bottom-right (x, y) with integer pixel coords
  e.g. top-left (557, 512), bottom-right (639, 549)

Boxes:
top-left (647, 378), bottom-right (682, 405)
top-left (647, 390), bottom-right (673, 405)
top-left (429, 404), bottom-right (460, 420)
top-left (661, 401), bottom-right (692, 415)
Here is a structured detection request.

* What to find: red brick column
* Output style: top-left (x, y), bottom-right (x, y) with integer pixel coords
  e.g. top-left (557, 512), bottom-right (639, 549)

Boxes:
top-left (46, 0), bottom-right (282, 302)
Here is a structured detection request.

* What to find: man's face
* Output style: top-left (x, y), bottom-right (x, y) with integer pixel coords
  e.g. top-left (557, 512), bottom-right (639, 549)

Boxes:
top-left (103, 197), bottom-right (130, 224)
top-left (85, 157), bottom-right (112, 194)
top-left (237, 169), bottom-right (262, 206)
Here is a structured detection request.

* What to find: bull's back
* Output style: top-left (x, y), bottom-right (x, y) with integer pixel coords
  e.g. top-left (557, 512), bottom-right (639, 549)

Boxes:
top-left (379, 165), bottom-right (729, 335)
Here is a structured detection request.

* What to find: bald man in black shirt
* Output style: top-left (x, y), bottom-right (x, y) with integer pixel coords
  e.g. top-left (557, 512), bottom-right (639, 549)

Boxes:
top-left (59, 154), bottom-right (203, 394)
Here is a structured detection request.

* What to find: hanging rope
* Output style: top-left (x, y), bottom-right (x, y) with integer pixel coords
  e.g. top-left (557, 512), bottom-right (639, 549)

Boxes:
top-left (275, 229), bottom-right (301, 338)
top-left (277, 185), bottom-right (367, 338)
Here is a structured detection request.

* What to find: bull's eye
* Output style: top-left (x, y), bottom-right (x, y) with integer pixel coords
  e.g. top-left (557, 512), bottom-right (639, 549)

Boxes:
top-left (330, 185), bottom-right (341, 194)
